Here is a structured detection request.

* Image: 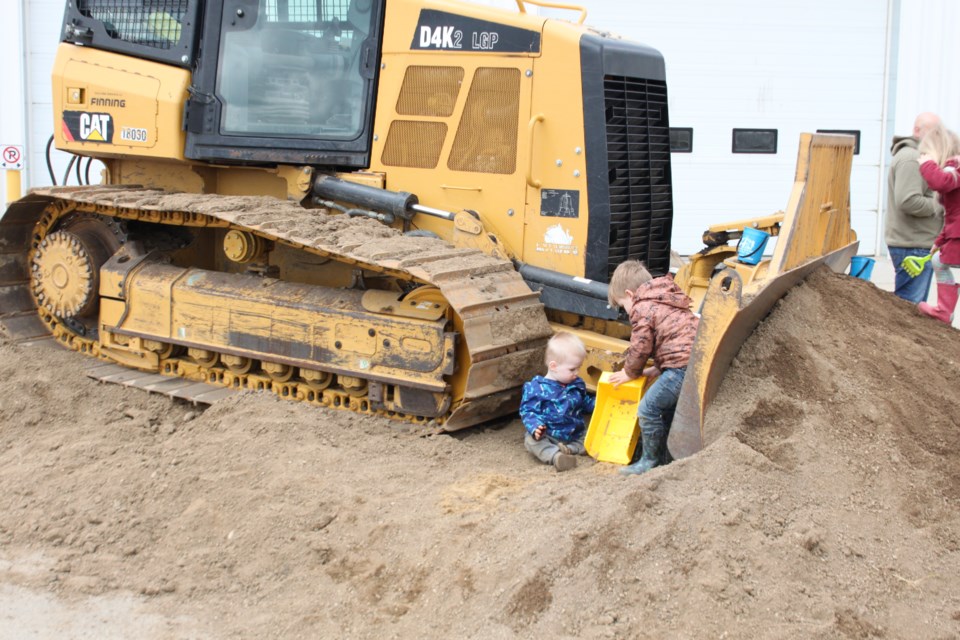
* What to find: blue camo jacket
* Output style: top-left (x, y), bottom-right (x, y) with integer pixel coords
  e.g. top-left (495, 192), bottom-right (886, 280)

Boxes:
top-left (519, 375), bottom-right (596, 442)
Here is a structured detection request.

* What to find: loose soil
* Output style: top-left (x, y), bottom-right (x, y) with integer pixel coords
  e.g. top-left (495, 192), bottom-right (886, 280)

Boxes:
top-left (1, 268), bottom-right (959, 639)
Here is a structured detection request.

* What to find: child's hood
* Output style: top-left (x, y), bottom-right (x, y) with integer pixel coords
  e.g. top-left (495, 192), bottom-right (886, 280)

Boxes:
top-left (632, 276), bottom-right (692, 310)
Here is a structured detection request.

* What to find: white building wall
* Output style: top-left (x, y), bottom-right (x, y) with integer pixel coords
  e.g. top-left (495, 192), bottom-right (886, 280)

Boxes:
top-left (1, 1), bottom-right (27, 202)
top-left (26, 0), bottom-right (73, 189)
top-left (893, 0), bottom-right (960, 134)
top-left (3, 0), bottom-right (960, 256)
top-left (2, 0), bottom-right (80, 203)
top-left (880, 0), bottom-right (960, 257)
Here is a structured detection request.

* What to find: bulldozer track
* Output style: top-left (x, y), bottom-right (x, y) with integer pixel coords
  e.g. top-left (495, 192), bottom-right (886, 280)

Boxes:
top-left (0, 185), bottom-right (552, 429)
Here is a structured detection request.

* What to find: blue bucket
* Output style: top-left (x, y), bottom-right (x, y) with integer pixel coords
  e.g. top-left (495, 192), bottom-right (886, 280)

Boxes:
top-left (849, 256), bottom-right (875, 281)
top-left (737, 227), bottom-right (770, 265)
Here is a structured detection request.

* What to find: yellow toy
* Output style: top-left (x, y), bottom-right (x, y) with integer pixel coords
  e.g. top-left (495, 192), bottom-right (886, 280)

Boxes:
top-left (585, 372), bottom-right (647, 465)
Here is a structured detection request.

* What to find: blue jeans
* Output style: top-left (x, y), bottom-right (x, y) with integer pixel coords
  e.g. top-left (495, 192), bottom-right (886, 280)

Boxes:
top-left (888, 246), bottom-right (934, 304)
top-left (638, 367), bottom-right (686, 441)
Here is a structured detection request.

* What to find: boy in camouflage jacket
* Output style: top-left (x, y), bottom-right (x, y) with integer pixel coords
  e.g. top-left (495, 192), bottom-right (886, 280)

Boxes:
top-left (607, 260), bottom-right (699, 475)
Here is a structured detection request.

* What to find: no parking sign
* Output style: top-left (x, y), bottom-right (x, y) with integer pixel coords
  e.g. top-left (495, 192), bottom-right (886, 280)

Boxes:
top-left (1, 145), bottom-right (24, 170)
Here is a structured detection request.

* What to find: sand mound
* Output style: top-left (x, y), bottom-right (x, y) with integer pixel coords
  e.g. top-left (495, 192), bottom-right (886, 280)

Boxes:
top-left (1, 268), bottom-right (959, 638)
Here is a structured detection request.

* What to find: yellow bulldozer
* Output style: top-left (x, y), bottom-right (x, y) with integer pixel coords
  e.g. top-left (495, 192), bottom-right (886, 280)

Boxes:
top-left (0, 0), bottom-right (858, 458)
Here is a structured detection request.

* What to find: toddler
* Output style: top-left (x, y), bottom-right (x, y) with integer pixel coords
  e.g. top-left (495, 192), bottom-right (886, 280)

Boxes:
top-left (519, 332), bottom-right (595, 472)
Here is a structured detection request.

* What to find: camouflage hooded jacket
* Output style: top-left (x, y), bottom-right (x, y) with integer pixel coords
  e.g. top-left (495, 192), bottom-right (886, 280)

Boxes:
top-left (624, 276), bottom-right (699, 377)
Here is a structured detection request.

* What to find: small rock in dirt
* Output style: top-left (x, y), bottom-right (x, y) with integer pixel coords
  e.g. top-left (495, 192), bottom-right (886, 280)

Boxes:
top-left (63, 575), bottom-right (101, 592)
top-left (595, 612), bottom-right (617, 625)
top-left (799, 530), bottom-right (826, 556)
top-left (310, 544), bottom-right (333, 564)
top-left (312, 514), bottom-right (337, 531)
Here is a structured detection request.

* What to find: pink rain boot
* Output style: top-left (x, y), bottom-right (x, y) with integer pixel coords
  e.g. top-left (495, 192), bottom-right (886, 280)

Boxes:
top-left (919, 283), bottom-right (960, 324)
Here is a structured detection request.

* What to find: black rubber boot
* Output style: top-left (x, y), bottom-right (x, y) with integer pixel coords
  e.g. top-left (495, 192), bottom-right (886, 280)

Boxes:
top-left (620, 431), bottom-right (663, 476)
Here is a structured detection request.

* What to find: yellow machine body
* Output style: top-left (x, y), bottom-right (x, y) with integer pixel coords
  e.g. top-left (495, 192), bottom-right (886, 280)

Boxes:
top-left (54, 46), bottom-right (191, 163)
top-left (2, 0), bottom-right (858, 444)
top-left (97, 250), bottom-right (455, 416)
top-left (369, 0), bottom-right (591, 276)
top-left (49, 0), bottom-right (598, 278)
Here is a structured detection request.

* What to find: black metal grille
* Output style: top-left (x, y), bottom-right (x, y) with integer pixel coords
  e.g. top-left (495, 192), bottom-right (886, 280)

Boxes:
top-left (603, 76), bottom-right (673, 279)
top-left (77, 0), bottom-right (188, 49)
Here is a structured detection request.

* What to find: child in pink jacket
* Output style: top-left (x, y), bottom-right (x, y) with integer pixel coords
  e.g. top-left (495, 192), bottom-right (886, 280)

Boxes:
top-left (917, 123), bottom-right (960, 323)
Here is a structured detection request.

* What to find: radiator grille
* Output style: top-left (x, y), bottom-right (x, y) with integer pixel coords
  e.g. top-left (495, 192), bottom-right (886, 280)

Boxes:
top-left (603, 76), bottom-right (673, 279)
top-left (397, 66), bottom-right (464, 117)
top-left (77, 0), bottom-right (188, 49)
top-left (381, 121), bottom-right (448, 169)
top-left (448, 68), bottom-right (520, 175)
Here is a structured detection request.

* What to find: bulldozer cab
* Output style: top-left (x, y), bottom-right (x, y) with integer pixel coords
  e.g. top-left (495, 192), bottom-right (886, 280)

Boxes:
top-left (214, 0), bottom-right (376, 138)
top-left (61, 0), bottom-right (383, 167)
top-left (186, 0), bottom-right (382, 166)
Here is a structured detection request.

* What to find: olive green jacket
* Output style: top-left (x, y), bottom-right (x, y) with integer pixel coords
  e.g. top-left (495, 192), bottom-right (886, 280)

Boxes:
top-left (885, 136), bottom-right (944, 248)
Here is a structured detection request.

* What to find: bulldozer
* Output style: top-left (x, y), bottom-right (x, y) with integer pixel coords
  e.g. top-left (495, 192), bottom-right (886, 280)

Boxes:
top-left (0, 0), bottom-right (858, 457)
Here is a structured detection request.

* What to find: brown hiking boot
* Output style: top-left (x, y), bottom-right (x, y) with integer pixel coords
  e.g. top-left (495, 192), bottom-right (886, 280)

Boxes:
top-left (553, 453), bottom-right (577, 472)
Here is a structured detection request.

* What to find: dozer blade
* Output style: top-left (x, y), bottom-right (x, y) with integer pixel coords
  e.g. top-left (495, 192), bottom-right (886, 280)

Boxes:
top-left (668, 132), bottom-right (860, 459)
top-left (669, 244), bottom-right (856, 458)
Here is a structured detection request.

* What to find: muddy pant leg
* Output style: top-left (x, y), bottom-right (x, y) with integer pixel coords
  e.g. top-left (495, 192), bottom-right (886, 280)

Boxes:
top-left (638, 368), bottom-right (685, 438)
top-left (564, 436), bottom-right (587, 456)
top-left (660, 407), bottom-right (675, 465)
top-left (524, 433), bottom-right (563, 464)
top-left (626, 367), bottom-right (686, 468)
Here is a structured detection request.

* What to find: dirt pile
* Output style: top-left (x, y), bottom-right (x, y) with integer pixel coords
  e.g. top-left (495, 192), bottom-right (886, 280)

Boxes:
top-left (1, 268), bottom-right (959, 639)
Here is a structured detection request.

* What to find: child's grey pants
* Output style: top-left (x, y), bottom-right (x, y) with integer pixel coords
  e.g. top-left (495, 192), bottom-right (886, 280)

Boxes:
top-left (524, 433), bottom-right (586, 464)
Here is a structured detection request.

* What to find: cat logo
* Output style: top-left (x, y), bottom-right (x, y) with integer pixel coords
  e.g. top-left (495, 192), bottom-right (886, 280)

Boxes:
top-left (61, 111), bottom-right (114, 144)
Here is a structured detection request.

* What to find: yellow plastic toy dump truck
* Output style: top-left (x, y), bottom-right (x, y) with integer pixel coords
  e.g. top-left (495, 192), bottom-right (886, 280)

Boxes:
top-left (0, 0), bottom-right (857, 458)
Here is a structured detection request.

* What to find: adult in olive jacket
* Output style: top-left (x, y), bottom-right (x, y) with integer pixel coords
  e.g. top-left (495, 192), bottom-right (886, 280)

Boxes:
top-left (885, 112), bottom-right (944, 304)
